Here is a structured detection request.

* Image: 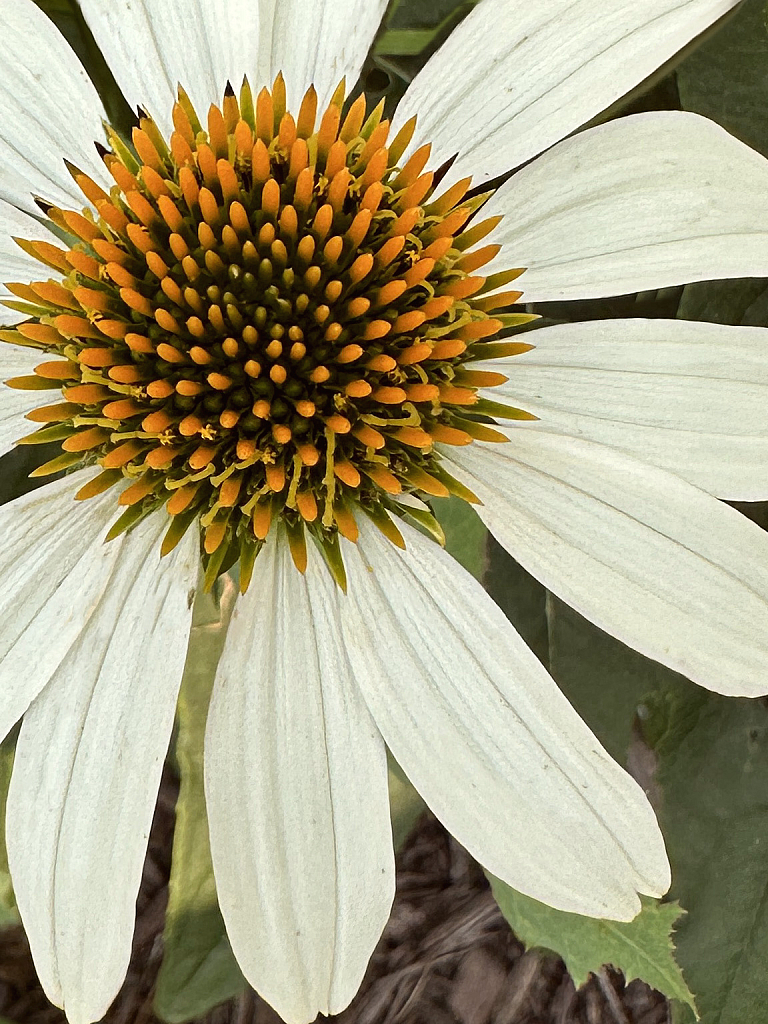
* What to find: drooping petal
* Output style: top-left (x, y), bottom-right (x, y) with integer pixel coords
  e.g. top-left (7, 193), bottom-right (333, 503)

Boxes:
top-left (206, 533), bottom-right (394, 1024)
top-left (259, 0), bottom-right (389, 110)
top-left (482, 112), bottom-right (768, 302)
top-left (395, 0), bottom-right (742, 186)
top-left (0, 472), bottom-right (128, 743)
top-left (0, 0), bottom-right (108, 215)
top-left (78, 0), bottom-right (263, 136)
top-left (444, 432), bottom-right (768, 697)
top-left (477, 318), bottom-right (768, 500)
top-left (7, 515), bottom-right (198, 1024)
top-left (342, 518), bottom-right (670, 920)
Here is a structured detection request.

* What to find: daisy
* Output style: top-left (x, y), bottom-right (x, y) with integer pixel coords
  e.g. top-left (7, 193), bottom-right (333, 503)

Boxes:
top-left (1, 0), bottom-right (768, 1022)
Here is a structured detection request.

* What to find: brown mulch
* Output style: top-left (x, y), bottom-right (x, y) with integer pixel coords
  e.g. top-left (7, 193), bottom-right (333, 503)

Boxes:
top-left (0, 773), bottom-right (670, 1024)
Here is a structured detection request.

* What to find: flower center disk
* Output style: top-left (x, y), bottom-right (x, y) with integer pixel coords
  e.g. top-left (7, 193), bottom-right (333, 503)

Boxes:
top-left (4, 74), bottom-right (536, 588)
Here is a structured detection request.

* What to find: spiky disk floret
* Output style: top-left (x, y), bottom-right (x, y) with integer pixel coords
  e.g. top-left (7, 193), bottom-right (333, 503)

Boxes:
top-left (2, 75), bottom-right (537, 590)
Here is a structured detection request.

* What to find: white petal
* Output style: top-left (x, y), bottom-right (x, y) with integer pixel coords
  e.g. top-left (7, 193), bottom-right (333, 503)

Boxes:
top-left (0, 199), bottom-right (66, 323)
top-left (342, 518), bottom-right (670, 920)
top-left (444, 433), bottom-right (768, 697)
top-left (78, 0), bottom-right (263, 137)
top-left (7, 515), bottom-right (198, 1024)
top-left (478, 318), bottom-right (768, 500)
top-left (483, 112), bottom-right (768, 302)
top-left (0, 0), bottom-right (108, 215)
top-left (0, 343), bottom-right (54, 455)
top-left (395, 0), bottom-right (741, 186)
top-left (206, 533), bottom-right (394, 1024)
top-left (259, 0), bottom-right (389, 111)
top-left (0, 472), bottom-right (128, 742)
top-left (0, 343), bottom-right (41, 377)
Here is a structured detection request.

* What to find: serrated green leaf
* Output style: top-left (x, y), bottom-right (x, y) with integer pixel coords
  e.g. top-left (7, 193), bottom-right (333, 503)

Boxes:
top-left (489, 877), bottom-right (695, 1010)
top-left (674, 1005), bottom-right (699, 1024)
top-left (678, 0), bottom-right (768, 158)
top-left (154, 580), bottom-right (245, 1024)
top-left (642, 684), bottom-right (768, 1024)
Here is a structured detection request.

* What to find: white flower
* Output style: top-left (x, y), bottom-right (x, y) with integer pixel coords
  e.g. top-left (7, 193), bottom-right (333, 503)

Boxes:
top-left (0, 1), bottom-right (767, 1023)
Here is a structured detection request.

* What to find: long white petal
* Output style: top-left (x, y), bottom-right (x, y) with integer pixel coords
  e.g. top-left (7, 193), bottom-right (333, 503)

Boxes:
top-left (7, 515), bottom-right (198, 1024)
top-left (478, 318), bottom-right (768, 500)
top-left (395, 0), bottom-right (741, 186)
top-left (78, 0), bottom-right (263, 137)
top-left (0, 343), bottom-right (55, 454)
top-left (0, 0), bottom-right (108, 215)
top-left (482, 112), bottom-right (768, 302)
top-left (444, 433), bottom-right (768, 697)
top-left (206, 533), bottom-right (394, 1024)
top-left (0, 473), bottom-right (129, 742)
top-left (259, 0), bottom-right (389, 111)
top-left (342, 518), bottom-right (669, 919)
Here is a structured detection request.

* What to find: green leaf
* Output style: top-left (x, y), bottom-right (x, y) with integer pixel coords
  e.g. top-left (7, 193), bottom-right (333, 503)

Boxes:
top-left (33, 0), bottom-right (133, 134)
top-left (154, 579), bottom-right (246, 1024)
top-left (436, 501), bottom-right (549, 671)
top-left (390, 496), bottom-right (482, 851)
top-left (374, 28), bottom-right (447, 56)
top-left (0, 732), bottom-right (18, 928)
top-left (489, 877), bottom-right (695, 1011)
top-left (482, 536), bottom-right (693, 766)
top-left (0, 446), bottom-right (58, 507)
top-left (485, 540), bottom-right (550, 667)
top-left (431, 495), bottom-right (488, 580)
top-left (678, 277), bottom-right (768, 328)
top-left (545, 596), bottom-right (687, 766)
top-left (384, 0), bottom-right (468, 25)
top-left (388, 757), bottom-right (426, 850)
top-left (677, 0), bottom-right (768, 158)
top-left (434, 498), bottom-right (553, 759)
top-left (367, 0), bottom-right (479, 98)
top-left (676, 0), bottom-right (768, 343)
top-left (642, 684), bottom-right (768, 1024)
top-left (374, 1), bottom-right (481, 56)
top-left (480, 562), bottom-right (696, 1013)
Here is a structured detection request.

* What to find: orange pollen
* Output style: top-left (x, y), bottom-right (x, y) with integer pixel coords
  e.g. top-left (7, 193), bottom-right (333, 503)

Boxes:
top-left (3, 73), bottom-right (536, 589)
